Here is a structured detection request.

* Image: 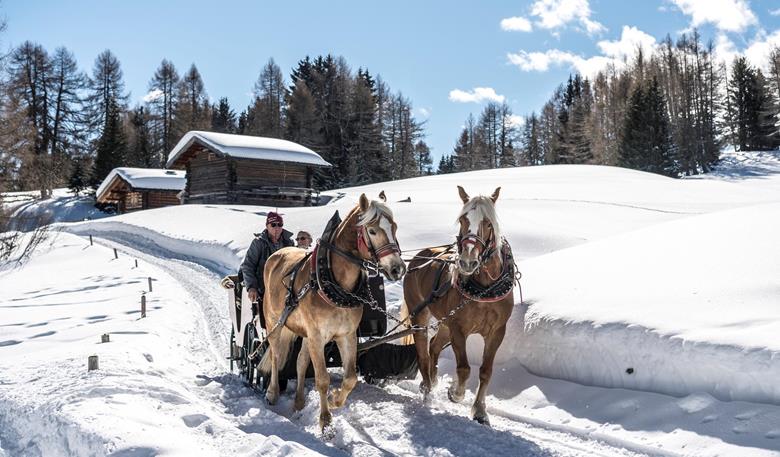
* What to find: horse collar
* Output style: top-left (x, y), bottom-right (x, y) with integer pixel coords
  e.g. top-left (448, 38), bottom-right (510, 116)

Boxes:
top-left (455, 240), bottom-right (514, 303)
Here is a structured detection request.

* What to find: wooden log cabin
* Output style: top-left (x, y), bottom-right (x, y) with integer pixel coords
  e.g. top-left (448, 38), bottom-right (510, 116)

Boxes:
top-left (165, 131), bottom-right (331, 207)
top-left (95, 167), bottom-right (186, 214)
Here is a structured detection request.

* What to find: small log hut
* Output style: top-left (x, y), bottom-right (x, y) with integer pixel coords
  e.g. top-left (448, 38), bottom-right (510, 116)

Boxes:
top-left (95, 168), bottom-right (185, 214)
top-left (165, 131), bottom-right (331, 207)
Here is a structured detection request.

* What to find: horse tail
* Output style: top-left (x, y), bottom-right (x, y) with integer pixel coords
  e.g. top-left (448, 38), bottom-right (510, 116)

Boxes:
top-left (259, 326), bottom-right (296, 375)
top-left (399, 300), bottom-right (415, 345)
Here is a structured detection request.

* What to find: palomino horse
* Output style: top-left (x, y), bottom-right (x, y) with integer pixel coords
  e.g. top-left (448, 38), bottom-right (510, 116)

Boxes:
top-left (260, 192), bottom-right (406, 430)
top-left (401, 186), bottom-right (515, 425)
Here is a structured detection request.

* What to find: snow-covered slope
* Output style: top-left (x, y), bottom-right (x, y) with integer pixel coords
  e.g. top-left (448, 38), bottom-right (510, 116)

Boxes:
top-left (2, 150), bottom-right (780, 456)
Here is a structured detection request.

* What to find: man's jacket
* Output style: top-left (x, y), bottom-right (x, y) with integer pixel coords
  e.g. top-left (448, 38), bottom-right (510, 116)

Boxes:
top-left (240, 229), bottom-right (294, 293)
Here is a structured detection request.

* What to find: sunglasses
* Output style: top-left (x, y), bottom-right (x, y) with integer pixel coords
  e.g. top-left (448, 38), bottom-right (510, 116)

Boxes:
top-left (296, 237), bottom-right (310, 241)
top-left (269, 223), bottom-right (283, 228)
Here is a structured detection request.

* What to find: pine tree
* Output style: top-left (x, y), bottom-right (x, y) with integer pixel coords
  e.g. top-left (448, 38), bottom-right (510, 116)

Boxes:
top-left (92, 99), bottom-right (128, 187)
top-left (436, 154), bottom-right (455, 174)
top-left (285, 80), bottom-right (321, 148)
top-left (210, 97), bottom-right (237, 133)
top-left (127, 106), bottom-right (153, 167)
top-left (521, 113), bottom-right (543, 165)
top-left (619, 78), bottom-right (675, 176)
top-left (68, 154), bottom-right (91, 194)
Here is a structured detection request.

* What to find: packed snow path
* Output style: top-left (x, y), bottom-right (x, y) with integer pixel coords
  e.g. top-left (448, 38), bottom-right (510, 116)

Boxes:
top-left (1, 233), bottom-right (652, 456)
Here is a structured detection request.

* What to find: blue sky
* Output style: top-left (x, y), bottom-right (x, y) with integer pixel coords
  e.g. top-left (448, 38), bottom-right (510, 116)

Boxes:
top-left (3, 0), bottom-right (780, 164)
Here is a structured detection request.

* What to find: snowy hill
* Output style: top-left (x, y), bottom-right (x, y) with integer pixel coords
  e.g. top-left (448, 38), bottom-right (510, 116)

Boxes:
top-left (1, 151), bottom-right (780, 456)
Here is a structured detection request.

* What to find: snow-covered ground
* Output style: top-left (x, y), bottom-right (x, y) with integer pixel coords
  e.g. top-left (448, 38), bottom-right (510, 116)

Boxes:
top-left (1, 150), bottom-right (779, 456)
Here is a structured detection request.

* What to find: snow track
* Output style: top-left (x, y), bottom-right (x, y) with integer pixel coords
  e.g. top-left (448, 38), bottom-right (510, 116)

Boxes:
top-left (75, 231), bottom-right (651, 457)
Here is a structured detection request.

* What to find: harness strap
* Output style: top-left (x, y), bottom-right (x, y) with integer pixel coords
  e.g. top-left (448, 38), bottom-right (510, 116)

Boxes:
top-left (318, 239), bottom-right (366, 267)
top-left (408, 262), bottom-right (452, 318)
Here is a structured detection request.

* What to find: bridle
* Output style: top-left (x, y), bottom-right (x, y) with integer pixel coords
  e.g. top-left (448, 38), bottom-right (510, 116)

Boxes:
top-left (456, 224), bottom-right (497, 272)
top-left (357, 224), bottom-right (401, 263)
top-left (320, 215), bottom-right (401, 278)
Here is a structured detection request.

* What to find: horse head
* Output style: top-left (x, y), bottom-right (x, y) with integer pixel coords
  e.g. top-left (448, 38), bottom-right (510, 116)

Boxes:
top-left (356, 191), bottom-right (407, 281)
top-left (455, 185), bottom-right (501, 276)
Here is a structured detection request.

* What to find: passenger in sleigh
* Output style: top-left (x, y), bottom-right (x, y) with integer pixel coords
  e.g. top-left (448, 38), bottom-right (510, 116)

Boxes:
top-left (240, 212), bottom-right (295, 323)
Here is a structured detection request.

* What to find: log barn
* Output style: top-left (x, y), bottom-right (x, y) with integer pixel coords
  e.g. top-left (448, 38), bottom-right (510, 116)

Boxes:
top-left (95, 167), bottom-right (186, 214)
top-left (165, 131), bottom-right (331, 206)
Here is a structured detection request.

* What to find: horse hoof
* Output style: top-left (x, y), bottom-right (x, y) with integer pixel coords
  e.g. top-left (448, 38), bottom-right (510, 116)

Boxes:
top-left (321, 422), bottom-right (336, 440)
top-left (265, 392), bottom-right (278, 406)
top-left (319, 413), bottom-right (333, 434)
top-left (419, 381), bottom-right (431, 396)
top-left (447, 387), bottom-right (464, 403)
top-left (294, 397), bottom-right (305, 411)
top-left (473, 414), bottom-right (491, 426)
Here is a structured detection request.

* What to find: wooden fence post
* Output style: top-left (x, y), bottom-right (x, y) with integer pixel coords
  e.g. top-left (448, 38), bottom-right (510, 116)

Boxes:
top-left (101, 334), bottom-right (110, 343)
top-left (134, 259), bottom-right (138, 268)
top-left (88, 355), bottom-right (99, 371)
top-left (89, 235), bottom-right (93, 246)
top-left (113, 248), bottom-right (118, 259)
top-left (141, 294), bottom-right (147, 318)
top-left (148, 277), bottom-right (153, 292)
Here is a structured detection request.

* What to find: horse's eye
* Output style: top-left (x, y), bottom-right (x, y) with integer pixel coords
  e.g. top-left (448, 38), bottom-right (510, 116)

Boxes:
top-left (368, 229), bottom-right (377, 236)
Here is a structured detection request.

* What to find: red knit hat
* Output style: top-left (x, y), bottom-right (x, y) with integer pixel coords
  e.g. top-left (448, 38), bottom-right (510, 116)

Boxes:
top-left (266, 212), bottom-right (283, 225)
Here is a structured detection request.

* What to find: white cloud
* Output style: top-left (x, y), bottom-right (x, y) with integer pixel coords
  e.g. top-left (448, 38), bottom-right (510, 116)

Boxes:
top-left (744, 30), bottom-right (780, 71)
top-left (418, 107), bottom-right (431, 117)
top-left (597, 26), bottom-right (657, 60)
top-left (771, 8), bottom-right (780, 16)
top-left (449, 87), bottom-right (506, 104)
top-left (142, 89), bottom-right (163, 103)
top-left (714, 33), bottom-right (739, 66)
top-left (671, 0), bottom-right (757, 32)
top-left (507, 25), bottom-right (656, 78)
top-left (530, 0), bottom-right (606, 35)
top-left (501, 16), bottom-right (533, 32)
top-left (508, 115), bottom-right (525, 128)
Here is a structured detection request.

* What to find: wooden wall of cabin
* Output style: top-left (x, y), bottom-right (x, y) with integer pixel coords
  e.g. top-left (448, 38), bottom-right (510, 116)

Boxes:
top-left (186, 150), bottom-right (229, 200)
top-left (231, 158), bottom-right (308, 190)
top-left (145, 191), bottom-right (181, 209)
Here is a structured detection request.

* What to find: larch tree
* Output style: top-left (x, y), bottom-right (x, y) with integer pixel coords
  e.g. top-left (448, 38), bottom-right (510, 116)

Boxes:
top-left (147, 59), bottom-right (179, 165)
top-left (85, 50), bottom-right (128, 137)
top-left (251, 58), bottom-right (287, 138)
top-left (174, 64), bottom-right (210, 138)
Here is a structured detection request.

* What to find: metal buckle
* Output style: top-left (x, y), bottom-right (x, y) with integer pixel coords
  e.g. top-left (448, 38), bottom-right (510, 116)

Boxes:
top-left (363, 261), bottom-right (380, 278)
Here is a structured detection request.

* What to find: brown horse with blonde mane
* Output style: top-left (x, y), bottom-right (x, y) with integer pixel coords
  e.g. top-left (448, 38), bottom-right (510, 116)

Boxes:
top-left (260, 192), bottom-right (406, 431)
top-left (401, 186), bottom-right (515, 425)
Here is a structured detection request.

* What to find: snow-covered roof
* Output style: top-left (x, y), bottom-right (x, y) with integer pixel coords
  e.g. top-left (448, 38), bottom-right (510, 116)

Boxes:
top-left (165, 131), bottom-right (332, 168)
top-left (96, 167), bottom-right (186, 201)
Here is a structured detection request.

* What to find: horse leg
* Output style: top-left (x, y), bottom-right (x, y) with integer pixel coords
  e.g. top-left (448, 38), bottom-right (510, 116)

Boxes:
top-left (264, 329), bottom-right (281, 405)
top-left (447, 326), bottom-right (470, 403)
top-left (307, 334), bottom-right (332, 430)
top-left (294, 337), bottom-right (311, 411)
top-left (411, 309), bottom-right (433, 395)
top-left (329, 333), bottom-right (357, 409)
top-left (472, 325), bottom-right (506, 425)
top-left (428, 325), bottom-right (451, 389)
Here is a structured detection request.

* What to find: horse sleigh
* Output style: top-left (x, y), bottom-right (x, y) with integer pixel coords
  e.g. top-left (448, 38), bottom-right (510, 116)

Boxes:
top-left (221, 187), bottom-right (520, 430)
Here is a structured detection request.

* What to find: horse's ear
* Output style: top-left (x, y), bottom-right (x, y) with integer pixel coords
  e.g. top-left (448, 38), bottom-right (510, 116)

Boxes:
top-left (359, 193), bottom-right (370, 212)
top-left (457, 186), bottom-right (470, 204)
top-left (378, 190), bottom-right (387, 202)
top-left (490, 187), bottom-right (501, 203)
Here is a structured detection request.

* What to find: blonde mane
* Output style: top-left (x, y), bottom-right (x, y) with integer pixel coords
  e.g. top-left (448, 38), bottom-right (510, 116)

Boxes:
top-left (456, 196), bottom-right (501, 242)
top-left (358, 200), bottom-right (393, 226)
